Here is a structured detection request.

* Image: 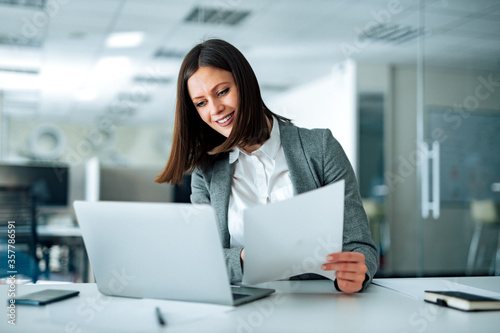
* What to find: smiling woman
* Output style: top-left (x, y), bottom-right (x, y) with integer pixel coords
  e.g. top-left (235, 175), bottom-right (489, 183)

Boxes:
top-left (155, 38), bottom-right (290, 184)
top-left (155, 39), bottom-right (378, 294)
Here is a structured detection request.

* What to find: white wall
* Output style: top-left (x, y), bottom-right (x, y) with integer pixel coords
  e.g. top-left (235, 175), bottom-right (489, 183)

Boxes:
top-left (357, 63), bottom-right (391, 94)
top-left (267, 60), bottom-right (358, 173)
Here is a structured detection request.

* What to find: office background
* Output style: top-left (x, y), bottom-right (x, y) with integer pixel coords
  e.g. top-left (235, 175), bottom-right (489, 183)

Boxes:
top-left (0, 0), bottom-right (499, 283)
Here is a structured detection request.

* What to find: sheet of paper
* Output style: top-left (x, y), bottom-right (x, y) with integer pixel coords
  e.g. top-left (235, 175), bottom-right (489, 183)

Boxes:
top-left (46, 295), bottom-right (233, 332)
top-left (243, 180), bottom-right (345, 285)
top-left (373, 278), bottom-right (500, 300)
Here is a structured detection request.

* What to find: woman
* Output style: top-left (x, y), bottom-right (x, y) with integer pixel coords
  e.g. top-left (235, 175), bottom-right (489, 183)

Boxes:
top-left (156, 39), bottom-right (377, 293)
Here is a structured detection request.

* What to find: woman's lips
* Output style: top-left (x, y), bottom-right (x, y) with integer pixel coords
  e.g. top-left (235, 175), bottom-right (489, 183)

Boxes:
top-left (215, 111), bottom-right (234, 127)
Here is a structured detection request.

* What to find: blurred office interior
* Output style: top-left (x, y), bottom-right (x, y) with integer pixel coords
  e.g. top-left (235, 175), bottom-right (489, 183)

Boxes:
top-left (0, 0), bottom-right (499, 283)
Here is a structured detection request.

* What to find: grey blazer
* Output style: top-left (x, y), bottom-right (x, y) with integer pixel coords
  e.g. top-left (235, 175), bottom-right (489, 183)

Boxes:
top-left (191, 121), bottom-right (378, 290)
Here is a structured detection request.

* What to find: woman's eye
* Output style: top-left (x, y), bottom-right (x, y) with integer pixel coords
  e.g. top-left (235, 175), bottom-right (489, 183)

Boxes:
top-left (196, 101), bottom-right (206, 108)
top-left (218, 88), bottom-right (229, 96)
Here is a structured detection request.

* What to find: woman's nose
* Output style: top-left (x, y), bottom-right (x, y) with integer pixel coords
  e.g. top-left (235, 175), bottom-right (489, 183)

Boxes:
top-left (210, 100), bottom-right (224, 115)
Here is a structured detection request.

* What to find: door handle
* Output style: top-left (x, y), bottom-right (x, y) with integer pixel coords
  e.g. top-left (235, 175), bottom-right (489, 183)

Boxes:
top-left (421, 141), bottom-right (440, 219)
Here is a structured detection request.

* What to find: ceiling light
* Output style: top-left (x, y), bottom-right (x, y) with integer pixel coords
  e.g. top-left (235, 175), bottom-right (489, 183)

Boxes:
top-left (358, 24), bottom-right (426, 45)
top-left (106, 32), bottom-right (144, 48)
top-left (39, 63), bottom-right (88, 92)
top-left (153, 48), bottom-right (187, 59)
top-left (0, 33), bottom-right (43, 48)
top-left (0, 0), bottom-right (44, 10)
top-left (0, 71), bottom-right (39, 90)
top-left (184, 6), bottom-right (250, 25)
top-left (87, 56), bottom-right (131, 85)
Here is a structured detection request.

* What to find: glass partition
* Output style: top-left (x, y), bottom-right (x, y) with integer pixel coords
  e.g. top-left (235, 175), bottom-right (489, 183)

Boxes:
top-left (418, 1), bottom-right (500, 276)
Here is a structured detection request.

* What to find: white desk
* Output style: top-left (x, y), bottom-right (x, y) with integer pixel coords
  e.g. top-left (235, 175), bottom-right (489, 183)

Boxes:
top-left (1, 277), bottom-right (499, 333)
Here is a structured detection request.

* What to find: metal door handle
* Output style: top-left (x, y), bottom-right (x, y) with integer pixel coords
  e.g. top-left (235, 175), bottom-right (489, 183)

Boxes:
top-left (421, 141), bottom-right (440, 219)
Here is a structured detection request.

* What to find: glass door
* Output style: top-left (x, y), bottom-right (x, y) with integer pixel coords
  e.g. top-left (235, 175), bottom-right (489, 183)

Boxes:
top-left (418, 1), bottom-right (500, 276)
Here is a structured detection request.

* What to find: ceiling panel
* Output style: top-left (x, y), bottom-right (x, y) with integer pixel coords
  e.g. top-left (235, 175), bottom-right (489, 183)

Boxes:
top-left (423, 33), bottom-right (470, 51)
top-left (452, 17), bottom-right (500, 34)
top-left (0, 0), bottom-right (498, 124)
top-left (54, 0), bottom-right (122, 16)
top-left (0, 46), bottom-right (41, 68)
top-left (427, 0), bottom-right (500, 14)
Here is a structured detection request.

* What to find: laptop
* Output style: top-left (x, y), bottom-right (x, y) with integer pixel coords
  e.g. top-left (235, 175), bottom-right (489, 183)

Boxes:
top-left (73, 201), bottom-right (274, 306)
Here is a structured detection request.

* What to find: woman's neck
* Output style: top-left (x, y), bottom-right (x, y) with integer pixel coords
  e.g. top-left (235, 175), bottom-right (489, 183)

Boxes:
top-left (240, 143), bottom-right (262, 154)
top-left (239, 116), bottom-right (273, 154)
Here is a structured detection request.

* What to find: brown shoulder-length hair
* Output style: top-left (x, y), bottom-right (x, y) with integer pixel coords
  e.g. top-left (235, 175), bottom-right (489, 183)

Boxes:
top-left (156, 38), bottom-right (291, 185)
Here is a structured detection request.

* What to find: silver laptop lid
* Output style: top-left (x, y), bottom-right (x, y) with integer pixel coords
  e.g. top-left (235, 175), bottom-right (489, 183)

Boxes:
top-left (74, 201), bottom-right (234, 305)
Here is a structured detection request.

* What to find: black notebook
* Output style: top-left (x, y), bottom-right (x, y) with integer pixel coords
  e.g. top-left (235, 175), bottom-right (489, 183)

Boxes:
top-left (424, 290), bottom-right (500, 312)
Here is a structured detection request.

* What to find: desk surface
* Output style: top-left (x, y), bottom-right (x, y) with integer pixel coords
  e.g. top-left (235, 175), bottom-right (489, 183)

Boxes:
top-left (37, 225), bottom-right (82, 238)
top-left (1, 277), bottom-right (499, 333)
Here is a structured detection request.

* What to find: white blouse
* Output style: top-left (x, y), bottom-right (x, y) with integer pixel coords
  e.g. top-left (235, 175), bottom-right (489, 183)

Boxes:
top-left (227, 118), bottom-right (294, 247)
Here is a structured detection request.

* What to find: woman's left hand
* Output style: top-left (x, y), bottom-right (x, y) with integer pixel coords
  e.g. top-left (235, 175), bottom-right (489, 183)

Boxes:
top-left (321, 252), bottom-right (367, 294)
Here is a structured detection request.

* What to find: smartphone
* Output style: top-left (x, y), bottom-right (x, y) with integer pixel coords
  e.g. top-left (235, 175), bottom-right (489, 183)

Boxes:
top-left (13, 289), bottom-right (80, 306)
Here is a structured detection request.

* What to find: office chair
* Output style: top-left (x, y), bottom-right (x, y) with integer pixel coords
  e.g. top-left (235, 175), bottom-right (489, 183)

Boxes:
top-left (362, 198), bottom-right (387, 271)
top-left (466, 199), bottom-right (500, 276)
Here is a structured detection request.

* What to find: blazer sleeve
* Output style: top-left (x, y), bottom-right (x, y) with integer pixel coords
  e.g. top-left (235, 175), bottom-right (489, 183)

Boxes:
top-left (190, 168), bottom-right (244, 283)
top-left (190, 168), bottom-right (211, 205)
top-left (321, 129), bottom-right (378, 291)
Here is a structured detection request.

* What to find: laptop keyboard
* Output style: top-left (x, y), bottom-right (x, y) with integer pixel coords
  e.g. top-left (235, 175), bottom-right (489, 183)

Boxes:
top-left (232, 293), bottom-right (249, 301)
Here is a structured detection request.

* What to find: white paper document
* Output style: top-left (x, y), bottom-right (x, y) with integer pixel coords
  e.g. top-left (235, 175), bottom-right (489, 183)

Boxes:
top-left (373, 278), bottom-right (500, 300)
top-left (243, 180), bottom-right (345, 285)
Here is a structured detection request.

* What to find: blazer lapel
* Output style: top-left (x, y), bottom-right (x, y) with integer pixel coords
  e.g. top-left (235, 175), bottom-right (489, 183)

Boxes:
top-left (279, 121), bottom-right (320, 194)
top-left (210, 155), bottom-right (234, 246)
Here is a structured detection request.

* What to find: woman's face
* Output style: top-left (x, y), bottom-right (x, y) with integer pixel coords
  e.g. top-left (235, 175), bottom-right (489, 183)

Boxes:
top-left (187, 66), bottom-right (239, 138)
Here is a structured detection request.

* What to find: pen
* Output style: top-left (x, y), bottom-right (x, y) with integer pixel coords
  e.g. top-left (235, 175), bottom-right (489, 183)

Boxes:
top-left (155, 307), bottom-right (167, 327)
